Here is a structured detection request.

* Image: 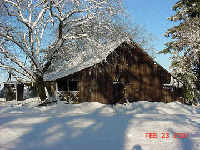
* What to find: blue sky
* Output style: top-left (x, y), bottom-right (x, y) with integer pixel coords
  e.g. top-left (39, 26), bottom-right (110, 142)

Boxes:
top-left (123, 0), bottom-right (179, 71)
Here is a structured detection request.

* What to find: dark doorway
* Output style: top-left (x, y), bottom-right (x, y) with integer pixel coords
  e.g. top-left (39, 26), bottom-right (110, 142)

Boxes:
top-left (57, 81), bottom-right (68, 91)
top-left (112, 82), bottom-right (125, 104)
top-left (68, 81), bottom-right (78, 91)
top-left (16, 84), bottom-right (24, 101)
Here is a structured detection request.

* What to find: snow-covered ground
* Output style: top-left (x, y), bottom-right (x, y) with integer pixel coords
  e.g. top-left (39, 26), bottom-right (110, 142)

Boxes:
top-left (0, 98), bottom-right (200, 150)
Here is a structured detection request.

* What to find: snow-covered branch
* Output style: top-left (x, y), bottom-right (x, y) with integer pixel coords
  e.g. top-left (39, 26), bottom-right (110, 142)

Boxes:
top-left (0, 45), bottom-right (35, 80)
top-left (0, 26), bottom-right (41, 74)
top-left (0, 60), bottom-right (33, 81)
top-left (1, 0), bottom-right (143, 101)
top-left (4, 0), bottom-right (30, 27)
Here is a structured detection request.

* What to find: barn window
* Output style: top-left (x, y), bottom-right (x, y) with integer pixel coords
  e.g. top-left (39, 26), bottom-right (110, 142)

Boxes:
top-left (68, 81), bottom-right (78, 91)
top-left (57, 81), bottom-right (68, 91)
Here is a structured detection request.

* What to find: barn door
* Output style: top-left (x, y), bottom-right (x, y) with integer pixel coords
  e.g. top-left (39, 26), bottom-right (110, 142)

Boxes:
top-left (16, 84), bottom-right (24, 101)
top-left (112, 82), bottom-right (125, 104)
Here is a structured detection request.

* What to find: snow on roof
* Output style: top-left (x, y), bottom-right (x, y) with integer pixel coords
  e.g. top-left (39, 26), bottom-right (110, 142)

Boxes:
top-left (3, 81), bottom-right (18, 84)
top-left (44, 38), bottom-right (129, 81)
top-left (44, 38), bottom-right (181, 84)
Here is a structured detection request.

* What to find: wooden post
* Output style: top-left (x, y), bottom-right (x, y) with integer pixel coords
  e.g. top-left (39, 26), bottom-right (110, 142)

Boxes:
top-left (15, 83), bottom-right (17, 101)
top-left (44, 87), bottom-right (50, 100)
top-left (55, 82), bottom-right (59, 100)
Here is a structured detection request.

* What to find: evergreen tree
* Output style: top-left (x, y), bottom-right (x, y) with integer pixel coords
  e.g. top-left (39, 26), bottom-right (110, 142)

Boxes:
top-left (159, 0), bottom-right (200, 104)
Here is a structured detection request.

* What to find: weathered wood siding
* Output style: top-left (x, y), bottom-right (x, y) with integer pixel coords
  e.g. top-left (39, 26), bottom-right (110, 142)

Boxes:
top-left (55, 40), bottom-right (183, 104)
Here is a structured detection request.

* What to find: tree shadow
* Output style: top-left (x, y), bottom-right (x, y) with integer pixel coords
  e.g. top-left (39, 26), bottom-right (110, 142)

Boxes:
top-left (0, 101), bottom-right (200, 150)
top-left (0, 103), bottom-right (132, 150)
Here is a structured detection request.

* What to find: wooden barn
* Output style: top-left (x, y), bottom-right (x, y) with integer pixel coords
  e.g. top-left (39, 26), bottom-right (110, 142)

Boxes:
top-left (44, 38), bottom-right (184, 104)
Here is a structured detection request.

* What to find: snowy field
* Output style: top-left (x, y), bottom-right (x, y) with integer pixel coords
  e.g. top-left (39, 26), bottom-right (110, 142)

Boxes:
top-left (0, 98), bottom-right (200, 150)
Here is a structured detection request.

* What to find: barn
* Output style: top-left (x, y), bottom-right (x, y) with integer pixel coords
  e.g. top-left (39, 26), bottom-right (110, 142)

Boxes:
top-left (44, 38), bottom-right (184, 104)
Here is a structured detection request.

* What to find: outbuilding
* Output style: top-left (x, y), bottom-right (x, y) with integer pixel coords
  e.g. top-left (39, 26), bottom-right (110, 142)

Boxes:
top-left (44, 38), bottom-right (184, 104)
top-left (4, 81), bottom-right (24, 101)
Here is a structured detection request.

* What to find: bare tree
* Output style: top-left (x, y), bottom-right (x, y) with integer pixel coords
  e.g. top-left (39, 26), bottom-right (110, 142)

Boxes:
top-left (0, 0), bottom-right (127, 100)
top-left (0, 0), bottom-right (155, 101)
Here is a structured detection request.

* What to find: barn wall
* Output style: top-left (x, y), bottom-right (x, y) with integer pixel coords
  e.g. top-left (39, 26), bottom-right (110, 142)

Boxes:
top-left (55, 40), bottom-right (183, 104)
top-left (56, 65), bottom-right (113, 104)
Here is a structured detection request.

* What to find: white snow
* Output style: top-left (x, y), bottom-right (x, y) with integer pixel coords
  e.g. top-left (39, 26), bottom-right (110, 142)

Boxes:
top-left (44, 38), bottom-right (128, 81)
top-left (0, 98), bottom-right (200, 150)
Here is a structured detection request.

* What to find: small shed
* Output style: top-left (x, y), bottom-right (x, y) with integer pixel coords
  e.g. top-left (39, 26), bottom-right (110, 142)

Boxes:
top-left (4, 81), bottom-right (24, 101)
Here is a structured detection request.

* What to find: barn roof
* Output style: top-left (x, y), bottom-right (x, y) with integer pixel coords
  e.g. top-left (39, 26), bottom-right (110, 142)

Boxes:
top-left (44, 38), bottom-right (128, 81)
top-left (44, 38), bottom-right (171, 81)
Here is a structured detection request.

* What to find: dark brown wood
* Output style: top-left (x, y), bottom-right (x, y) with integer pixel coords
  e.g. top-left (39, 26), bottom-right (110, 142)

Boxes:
top-left (51, 40), bottom-right (183, 104)
top-left (4, 83), bottom-right (16, 101)
top-left (4, 82), bottom-right (24, 101)
top-left (112, 82), bottom-right (125, 104)
top-left (16, 84), bottom-right (24, 101)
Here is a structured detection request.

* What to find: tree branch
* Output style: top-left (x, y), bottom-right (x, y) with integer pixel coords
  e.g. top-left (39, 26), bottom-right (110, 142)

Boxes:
top-left (0, 60), bottom-right (34, 81)
top-left (0, 45), bottom-right (35, 80)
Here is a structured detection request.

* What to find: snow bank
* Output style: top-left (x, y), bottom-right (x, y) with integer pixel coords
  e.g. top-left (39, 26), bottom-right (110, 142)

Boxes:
top-left (0, 99), bottom-right (200, 150)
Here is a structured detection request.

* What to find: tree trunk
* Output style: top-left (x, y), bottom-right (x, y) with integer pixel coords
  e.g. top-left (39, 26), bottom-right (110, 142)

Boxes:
top-left (36, 76), bottom-right (47, 101)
